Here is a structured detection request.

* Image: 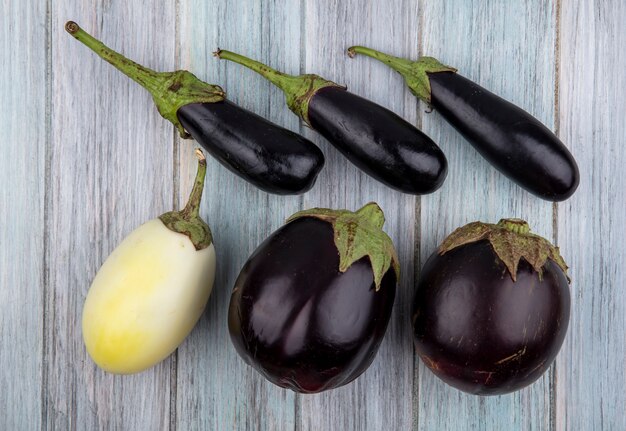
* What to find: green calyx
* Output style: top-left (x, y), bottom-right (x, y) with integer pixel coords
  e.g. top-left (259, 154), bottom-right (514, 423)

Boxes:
top-left (159, 149), bottom-right (212, 250)
top-left (214, 49), bottom-right (344, 127)
top-left (347, 46), bottom-right (456, 104)
top-left (287, 202), bottom-right (400, 291)
top-left (65, 21), bottom-right (225, 138)
top-left (438, 219), bottom-right (569, 283)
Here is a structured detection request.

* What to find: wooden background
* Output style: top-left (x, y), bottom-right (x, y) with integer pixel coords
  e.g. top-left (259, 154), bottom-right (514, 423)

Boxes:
top-left (1, 0), bottom-right (624, 429)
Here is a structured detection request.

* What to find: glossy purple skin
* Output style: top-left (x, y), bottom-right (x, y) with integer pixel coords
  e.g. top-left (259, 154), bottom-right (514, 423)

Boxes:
top-left (412, 241), bottom-right (570, 395)
top-left (429, 71), bottom-right (579, 201)
top-left (178, 101), bottom-right (324, 195)
top-left (228, 217), bottom-right (396, 393)
top-left (308, 86), bottom-right (447, 195)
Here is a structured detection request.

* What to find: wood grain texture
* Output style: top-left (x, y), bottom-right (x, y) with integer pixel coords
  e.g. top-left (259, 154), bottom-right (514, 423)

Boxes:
top-left (0, 0), bottom-right (47, 429)
top-left (2, 0), bottom-right (626, 429)
top-left (556, 0), bottom-right (626, 429)
top-left (44, 2), bottom-right (175, 429)
top-left (418, 1), bottom-right (557, 429)
top-left (299, 1), bottom-right (419, 430)
top-left (175, 1), bottom-right (303, 429)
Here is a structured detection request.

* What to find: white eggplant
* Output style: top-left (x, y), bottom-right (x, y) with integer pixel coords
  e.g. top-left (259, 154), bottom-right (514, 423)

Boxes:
top-left (82, 150), bottom-right (215, 374)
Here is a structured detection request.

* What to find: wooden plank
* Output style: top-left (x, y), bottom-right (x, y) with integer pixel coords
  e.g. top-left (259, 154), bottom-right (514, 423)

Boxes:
top-left (44, 3), bottom-right (175, 429)
top-left (556, 1), bottom-right (626, 429)
top-left (418, 1), bottom-right (557, 430)
top-left (299, 1), bottom-right (419, 430)
top-left (0, 0), bottom-right (47, 429)
top-left (2, 1), bottom-right (624, 429)
top-left (175, 1), bottom-right (303, 429)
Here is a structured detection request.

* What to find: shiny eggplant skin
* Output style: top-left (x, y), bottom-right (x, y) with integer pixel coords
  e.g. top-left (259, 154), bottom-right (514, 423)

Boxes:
top-left (228, 217), bottom-right (396, 393)
top-left (412, 241), bottom-right (570, 395)
top-left (428, 72), bottom-right (579, 201)
top-left (178, 101), bottom-right (324, 195)
top-left (308, 87), bottom-right (447, 195)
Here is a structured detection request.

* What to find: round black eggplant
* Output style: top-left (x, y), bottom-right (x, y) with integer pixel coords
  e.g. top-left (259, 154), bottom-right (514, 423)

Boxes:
top-left (178, 101), bottom-right (324, 194)
top-left (428, 72), bottom-right (578, 201)
top-left (228, 217), bottom-right (396, 393)
top-left (215, 49), bottom-right (448, 195)
top-left (412, 222), bottom-right (571, 395)
top-left (348, 47), bottom-right (580, 201)
top-left (65, 22), bottom-right (324, 195)
top-left (308, 87), bottom-right (447, 194)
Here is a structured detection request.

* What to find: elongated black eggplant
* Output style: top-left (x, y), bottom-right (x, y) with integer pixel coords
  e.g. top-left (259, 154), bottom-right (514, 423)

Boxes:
top-left (348, 46), bottom-right (579, 201)
top-left (215, 50), bottom-right (447, 195)
top-left (64, 22), bottom-right (323, 195)
top-left (228, 203), bottom-right (399, 393)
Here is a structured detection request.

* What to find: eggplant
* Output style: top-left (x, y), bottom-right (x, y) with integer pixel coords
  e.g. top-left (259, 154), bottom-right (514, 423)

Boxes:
top-left (412, 219), bottom-right (571, 395)
top-left (65, 22), bottom-right (324, 195)
top-left (215, 50), bottom-right (447, 195)
top-left (228, 203), bottom-right (399, 393)
top-left (83, 150), bottom-right (215, 374)
top-left (348, 46), bottom-right (579, 201)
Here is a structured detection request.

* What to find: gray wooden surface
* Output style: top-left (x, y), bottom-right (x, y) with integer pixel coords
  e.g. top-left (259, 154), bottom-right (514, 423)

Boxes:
top-left (1, 0), bottom-right (624, 430)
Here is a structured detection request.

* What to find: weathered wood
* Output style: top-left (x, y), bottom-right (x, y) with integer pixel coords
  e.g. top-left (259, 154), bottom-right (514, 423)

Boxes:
top-left (556, 1), bottom-right (626, 429)
top-left (2, 0), bottom-right (626, 429)
top-left (0, 0), bottom-right (47, 429)
top-left (175, 1), bottom-right (303, 429)
top-left (418, 1), bottom-right (557, 429)
top-left (44, 3), bottom-right (176, 429)
top-left (299, 1), bottom-right (419, 430)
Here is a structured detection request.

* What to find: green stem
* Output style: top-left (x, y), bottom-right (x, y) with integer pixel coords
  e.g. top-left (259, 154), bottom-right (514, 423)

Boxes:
top-left (347, 46), bottom-right (414, 75)
top-left (65, 21), bottom-right (161, 94)
top-left (214, 49), bottom-right (300, 93)
top-left (181, 149), bottom-right (208, 219)
top-left (347, 45), bottom-right (456, 103)
top-left (497, 218), bottom-right (531, 235)
top-left (65, 21), bottom-right (225, 137)
top-left (158, 149), bottom-right (212, 250)
top-left (214, 49), bottom-right (342, 126)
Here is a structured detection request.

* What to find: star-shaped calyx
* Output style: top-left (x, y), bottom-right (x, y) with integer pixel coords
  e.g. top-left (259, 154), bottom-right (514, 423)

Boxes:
top-left (287, 203), bottom-right (400, 291)
top-left (65, 21), bottom-right (225, 138)
top-left (159, 149), bottom-right (212, 250)
top-left (214, 49), bottom-right (344, 127)
top-left (438, 219), bottom-right (569, 282)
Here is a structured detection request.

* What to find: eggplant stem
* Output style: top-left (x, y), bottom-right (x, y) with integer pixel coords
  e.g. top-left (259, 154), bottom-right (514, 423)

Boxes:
top-left (497, 219), bottom-right (531, 235)
top-left (65, 21), bottom-right (224, 138)
top-left (214, 49), bottom-right (342, 126)
top-left (65, 21), bottom-right (162, 94)
top-left (158, 148), bottom-right (212, 250)
top-left (346, 46), bottom-right (456, 103)
top-left (214, 49), bottom-right (300, 93)
top-left (181, 149), bottom-right (208, 219)
top-left (347, 46), bottom-right (414, 74)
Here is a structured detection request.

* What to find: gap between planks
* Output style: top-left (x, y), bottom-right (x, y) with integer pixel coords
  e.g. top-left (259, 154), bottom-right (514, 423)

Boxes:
top-left (551, 0), bottom-right (562, 429)
top-left (293, 0), bottom-right (307, 428)
top-left (41, 0), bottom-right (53, 428)
top-left (170, 0), bottom-right (182, 429)
top-left (412, 2), bottom-right (425, 429)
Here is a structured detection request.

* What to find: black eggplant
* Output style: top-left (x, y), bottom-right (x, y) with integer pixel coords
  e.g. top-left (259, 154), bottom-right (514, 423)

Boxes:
top-left (228, 203), bottom-right (399, 393)
top-left (64, 22), bottom-right (323, 195)
top-left (413, 219), bottom-right (570, 395)
top-left (348, 46), bottom-right (579, 201)
top-left (215, 50), bottom-right (447, 195)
